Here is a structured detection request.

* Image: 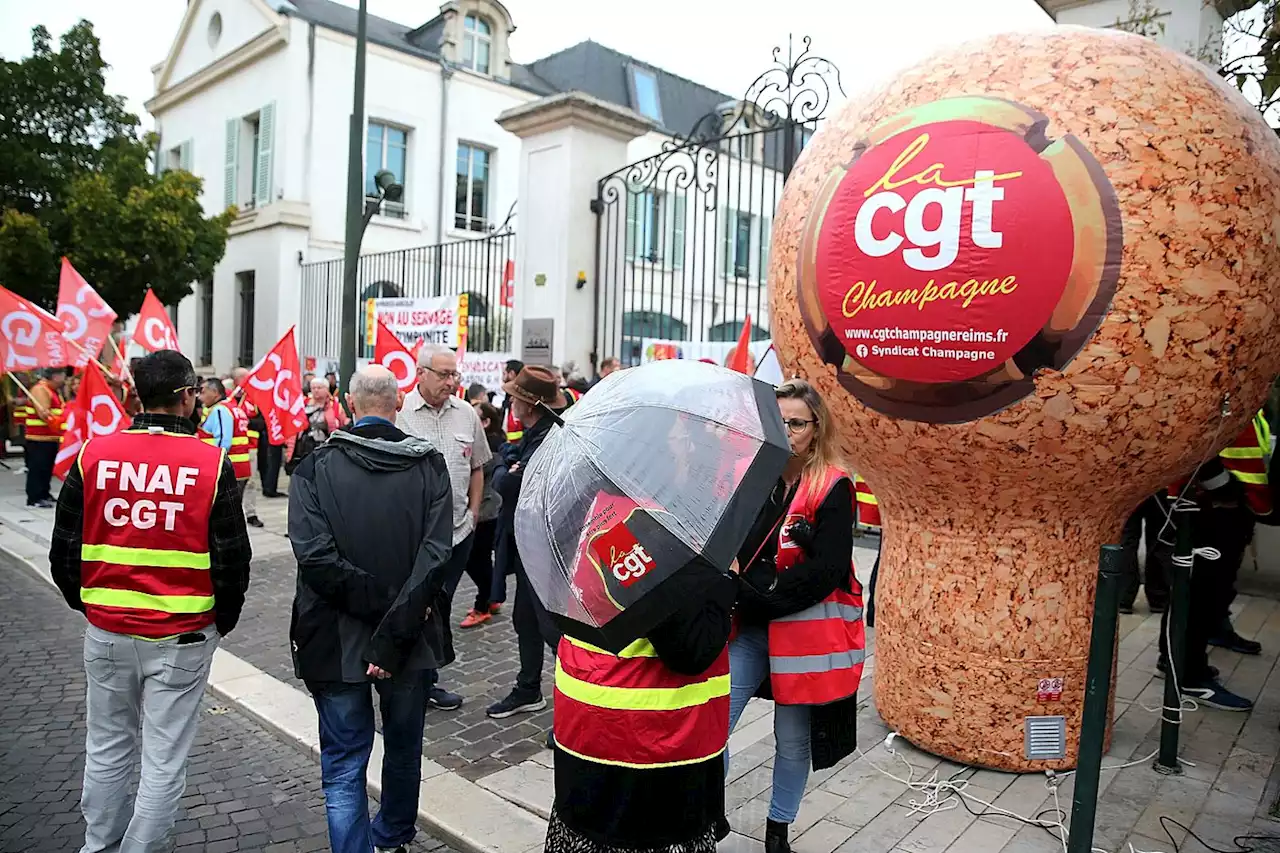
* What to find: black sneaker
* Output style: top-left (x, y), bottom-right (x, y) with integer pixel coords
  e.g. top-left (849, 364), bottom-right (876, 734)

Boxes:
top-left (486, 691), bottom-right (546, 719)
top-left (427, 687), bottom-right (463, 711)
top-left (375, 847), bottom-right (407, 853)
top-left (1147, 600), bottom-right (1167, 614)
top-left (246, 515), bottom-right (264, 528)
top-left (1156, 658), bottom-right (1218, 680)
top-left (1118, 603), bottom-right (1135, 615)
top-left (546, 730), bottom-right (556, 751)
top-left (715, 817), bottom-right (731, 842)
top-left (1208, 631), bottom-right (1262, 656)
top-left (1182, 680), bottom-right (1254, 711)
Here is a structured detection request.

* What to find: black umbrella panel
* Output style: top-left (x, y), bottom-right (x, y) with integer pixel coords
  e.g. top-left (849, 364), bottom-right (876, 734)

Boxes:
top-left (514, 359), bottom-right (790, 652)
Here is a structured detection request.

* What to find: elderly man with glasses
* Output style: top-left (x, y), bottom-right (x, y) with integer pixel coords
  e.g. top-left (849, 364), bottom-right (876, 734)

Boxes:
top-left (396, 343), bottom-right (492, 710)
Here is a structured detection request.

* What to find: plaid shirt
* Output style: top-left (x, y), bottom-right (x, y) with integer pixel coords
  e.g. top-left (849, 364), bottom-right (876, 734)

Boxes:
top-left (396, 390), bottom-right (491, 545)
top-left (49, 412), bottom-right (253, 635)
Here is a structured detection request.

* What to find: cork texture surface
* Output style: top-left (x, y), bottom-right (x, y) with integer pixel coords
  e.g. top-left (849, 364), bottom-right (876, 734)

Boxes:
top-left (768, 28), bottom-right (1280, 770)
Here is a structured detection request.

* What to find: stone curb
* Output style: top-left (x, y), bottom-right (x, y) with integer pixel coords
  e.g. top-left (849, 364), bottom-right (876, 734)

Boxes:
top-left (0, 522), bottom-right (548, 853)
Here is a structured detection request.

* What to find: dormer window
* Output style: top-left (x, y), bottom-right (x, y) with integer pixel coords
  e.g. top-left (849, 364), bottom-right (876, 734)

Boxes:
top-left (463, 14), bottom-right (492, 74)
top-left (628, 65), bottom-right (662, 123)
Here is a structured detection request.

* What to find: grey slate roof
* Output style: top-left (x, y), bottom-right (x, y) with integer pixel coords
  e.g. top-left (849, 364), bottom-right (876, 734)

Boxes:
top-left (279, 0), bottom-right (726, 133)
top-left (523, 40), bottom-right (732, 137)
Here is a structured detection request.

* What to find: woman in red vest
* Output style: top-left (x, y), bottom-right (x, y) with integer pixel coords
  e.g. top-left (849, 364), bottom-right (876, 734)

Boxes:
top-left (725, 379), bottom-right (864, 853)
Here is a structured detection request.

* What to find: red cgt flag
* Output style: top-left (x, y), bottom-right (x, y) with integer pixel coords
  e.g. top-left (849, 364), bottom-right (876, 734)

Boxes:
top-left (132, 289), bottom-right (180, 353)
top-left (374, 321), bottom-right (418, 394)
top-left (0, 284), bottom-right (69, 370)
top-left (54, 364), bottom-right (128, 479)
top-left (57, 258), bottom-right (118, 368)
top-left (242, 327), bottom-right (307, 444)
top-left (726, 314), bottom-right (755, 375)
top-left (500, 259), bottom-right (515, 309)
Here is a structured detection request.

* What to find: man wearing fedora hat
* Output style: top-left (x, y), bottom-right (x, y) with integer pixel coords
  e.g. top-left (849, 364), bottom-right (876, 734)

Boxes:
top-left (486, 365), bottom-right (571, 720)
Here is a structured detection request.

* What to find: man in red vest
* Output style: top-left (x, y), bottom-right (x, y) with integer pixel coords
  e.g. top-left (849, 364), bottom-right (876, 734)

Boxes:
top-left (50, 350), bottom-right (252, 853)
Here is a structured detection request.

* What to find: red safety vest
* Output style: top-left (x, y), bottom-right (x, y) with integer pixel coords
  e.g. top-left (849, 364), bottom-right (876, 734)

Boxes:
top-left (1167, 410), bottom-right (1272, 518)
top-left (554, 634), bottom-right (730, 768)
top-left (504, 405), bottom-right (524, 443)
top-left (1219, 411), bottom-right (1272, 518)
top-left (202, 401), bottom-right (252, 480)
top-left (77, 428), bottom-right (224, 639)
top-left (769, 466), bottom-right (866, 705)
top-left (854, 474), bottom-right (881, 530)
top-left (25, 382), bottom-right (66, 441)
top-left (236, 392), bottom-right (260, 450)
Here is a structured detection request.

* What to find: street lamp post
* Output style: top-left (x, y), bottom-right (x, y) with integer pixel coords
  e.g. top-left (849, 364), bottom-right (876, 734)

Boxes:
top-left (338, 0), bottom-right (370, 395)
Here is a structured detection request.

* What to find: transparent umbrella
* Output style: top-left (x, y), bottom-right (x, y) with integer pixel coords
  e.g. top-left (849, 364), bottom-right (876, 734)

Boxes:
top-left (514, 359), bottom-right (791, 652)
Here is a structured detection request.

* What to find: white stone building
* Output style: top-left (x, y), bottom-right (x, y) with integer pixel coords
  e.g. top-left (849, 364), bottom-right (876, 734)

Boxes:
top-left (148, 0), bottom-right (782, 371)
top-left (1035, 0), bottom-right (1252, 60)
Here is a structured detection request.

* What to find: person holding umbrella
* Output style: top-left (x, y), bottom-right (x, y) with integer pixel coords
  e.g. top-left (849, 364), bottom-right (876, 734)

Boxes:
top-left (509, 360), bottom-right (795, 853)
top-left (725, 378), bottom-right (864, 853)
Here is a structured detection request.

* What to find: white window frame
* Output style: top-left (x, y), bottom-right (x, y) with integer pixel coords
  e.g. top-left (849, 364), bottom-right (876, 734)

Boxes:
top-left (455, 142), bottom-right (492, 232)
top-left (463, 14), bottom-right (492, 75)
top-left (366, 120), bottom-right (409, 219)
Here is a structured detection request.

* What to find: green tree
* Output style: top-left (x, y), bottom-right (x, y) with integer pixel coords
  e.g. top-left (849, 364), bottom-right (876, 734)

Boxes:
top-left (0, 20), bottom-right (233, 314)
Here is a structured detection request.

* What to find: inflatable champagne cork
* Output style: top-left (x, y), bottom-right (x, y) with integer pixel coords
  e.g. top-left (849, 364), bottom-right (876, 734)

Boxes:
top-left (769, 28), bottom-right (1280, 771)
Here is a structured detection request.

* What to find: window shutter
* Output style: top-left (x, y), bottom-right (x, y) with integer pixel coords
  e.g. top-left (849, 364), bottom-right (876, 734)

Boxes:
top-left (224, 119), bottom-right (239, 208)
top-left (759, 214), bottom-right (771, 284)
top-left (180, 140), bottom-right (193, 173)
top-left (625, 189), bottom-right (638, 262)
top-left (719, 208), bottom-right (731, 277)
top-left (671, 195), bottom-right (686, 269)
top-left (255, 102), bottom-right (275, 206)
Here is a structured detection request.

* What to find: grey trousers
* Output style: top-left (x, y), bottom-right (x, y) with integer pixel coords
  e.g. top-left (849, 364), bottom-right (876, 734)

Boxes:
top-left (79, 623), bottom-right (220, 853)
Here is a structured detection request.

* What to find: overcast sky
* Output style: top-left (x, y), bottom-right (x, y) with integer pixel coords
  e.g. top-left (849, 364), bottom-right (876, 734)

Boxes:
top-left (0, 0), bottom-right (1051, 126)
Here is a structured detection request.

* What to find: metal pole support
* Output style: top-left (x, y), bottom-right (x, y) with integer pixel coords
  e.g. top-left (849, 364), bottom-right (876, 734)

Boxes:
top-left (1155, 499), bottom-right (1193, 774)
top-left (1066, 543), bottom-right (1124, 853)
top-left (338, 0), bottom-right (369, 397)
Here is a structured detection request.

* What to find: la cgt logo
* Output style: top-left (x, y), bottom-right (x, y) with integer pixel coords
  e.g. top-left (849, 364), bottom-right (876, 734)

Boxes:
top-left (797, 96), bottom-right (1123, 425)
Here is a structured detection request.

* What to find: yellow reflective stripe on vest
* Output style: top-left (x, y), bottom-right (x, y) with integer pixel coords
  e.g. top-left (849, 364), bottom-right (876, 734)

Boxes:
top-left (228, 453), bottom-right (251, 463)
top-left (856, 492), bottom-right (879, 505)
top-left (1221, 446), bottom-right (1264, 459)
top-left (81, 543), bottom-right (211, 570)
top-left (553, 737), bottom-right (724, 770)
top-left (81, 587), bottom-right (214, 614)
top-left (231, 436), bottom-right (250, 446)
top-left (25, 419), bottom-right (47, 426)
top-left (555, 660), bottom-right (729, 711)
top-left (1232, 471), bottom-right (1268, 485)
top-left (563, 636), bottom-right (659, 658)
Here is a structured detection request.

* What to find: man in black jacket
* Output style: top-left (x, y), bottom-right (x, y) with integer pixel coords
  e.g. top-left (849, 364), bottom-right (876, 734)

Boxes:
top-left (486, 366), bottom-right (568, 719)
top-left (288, 364), bottom-right (454, 853)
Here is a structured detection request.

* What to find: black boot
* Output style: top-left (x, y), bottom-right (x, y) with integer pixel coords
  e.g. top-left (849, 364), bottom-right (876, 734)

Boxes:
top-left (765, 820), bottom-right (791, 853)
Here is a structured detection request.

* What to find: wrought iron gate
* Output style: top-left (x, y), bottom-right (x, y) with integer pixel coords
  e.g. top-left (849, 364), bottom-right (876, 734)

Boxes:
top-left (298, 226), bottom-right (516, 361)
top-left (592, 38), bottom-right (842, 367)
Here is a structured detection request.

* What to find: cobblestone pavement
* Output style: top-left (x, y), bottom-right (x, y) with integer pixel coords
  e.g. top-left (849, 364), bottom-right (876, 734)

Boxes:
top-left (0, 552), bottom-right (456, 853)
top-left (224, 551), bottom-right (555, 782)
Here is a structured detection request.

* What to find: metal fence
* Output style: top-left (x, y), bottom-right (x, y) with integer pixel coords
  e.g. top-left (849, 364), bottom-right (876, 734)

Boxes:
top-left (592, 38), bottom-right (841, 367)
top-left (298, 228), bottom-right (516, 360)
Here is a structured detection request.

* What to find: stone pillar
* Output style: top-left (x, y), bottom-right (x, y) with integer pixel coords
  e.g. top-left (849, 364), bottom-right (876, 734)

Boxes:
top-left (497, 93), bottom-right (653, 372)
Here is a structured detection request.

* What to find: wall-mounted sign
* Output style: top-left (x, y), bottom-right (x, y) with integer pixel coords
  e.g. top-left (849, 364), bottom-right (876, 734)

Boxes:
top-left (522, 318), bottom-right (553, 366)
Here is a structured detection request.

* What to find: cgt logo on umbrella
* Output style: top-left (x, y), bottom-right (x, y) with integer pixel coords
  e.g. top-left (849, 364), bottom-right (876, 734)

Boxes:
top-left (796, 96), bottom-right (1122, 424)
top-left (591, 522), bottom-right (655, 589)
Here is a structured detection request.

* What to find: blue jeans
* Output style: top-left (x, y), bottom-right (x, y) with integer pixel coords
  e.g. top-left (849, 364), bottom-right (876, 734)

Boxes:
top-left (308, 678), bottom-right (428, 853)
top-left (725, 626), bottom-right (811, 823)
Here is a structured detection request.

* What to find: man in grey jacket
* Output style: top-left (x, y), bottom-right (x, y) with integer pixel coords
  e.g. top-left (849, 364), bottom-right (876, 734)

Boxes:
top-left (288, 365), bottom-right (454, 853)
